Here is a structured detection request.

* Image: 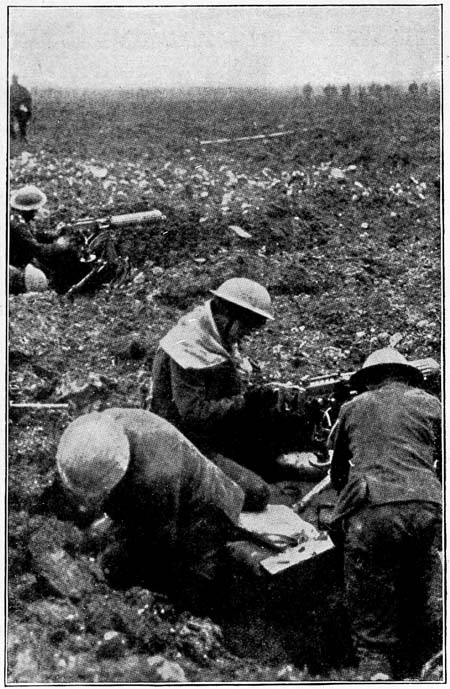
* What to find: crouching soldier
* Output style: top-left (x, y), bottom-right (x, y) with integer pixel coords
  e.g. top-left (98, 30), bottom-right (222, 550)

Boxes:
top-left (54, 408), bottom-right (252, 612)
top-left (152, 277), bottom-right (278, 509)
top-left (9, 185), bottom-right (78, 294)
top-left (329, 348), bottom-right (442, 680)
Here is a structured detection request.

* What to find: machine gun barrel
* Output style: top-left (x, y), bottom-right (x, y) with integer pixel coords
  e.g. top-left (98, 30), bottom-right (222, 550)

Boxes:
top-left (68, 209), bottom-right (165, 231)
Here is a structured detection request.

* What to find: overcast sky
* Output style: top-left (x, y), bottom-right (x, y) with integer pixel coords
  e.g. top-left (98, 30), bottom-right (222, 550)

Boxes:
top-left (9, 5), bottom-right (441, 90)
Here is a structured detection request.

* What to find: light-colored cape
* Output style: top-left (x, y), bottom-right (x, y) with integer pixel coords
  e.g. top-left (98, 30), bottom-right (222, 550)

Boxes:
top-left (159, 300), bottom-right (231, 370)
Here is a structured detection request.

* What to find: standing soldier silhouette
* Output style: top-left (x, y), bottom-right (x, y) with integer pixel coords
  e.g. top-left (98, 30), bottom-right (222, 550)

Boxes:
top-left (10, 74), bottom-right (33, 142)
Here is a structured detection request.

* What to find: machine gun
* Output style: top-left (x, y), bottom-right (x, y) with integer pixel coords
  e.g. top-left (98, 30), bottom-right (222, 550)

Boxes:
top-left (259, 357), bottom-right (440, 465)
top-left (53, 209), bottom-right (165, 295)
top-left (302, 355), bottom-right (440, 426)
top-left (287, 356), bottom-right (441, 511)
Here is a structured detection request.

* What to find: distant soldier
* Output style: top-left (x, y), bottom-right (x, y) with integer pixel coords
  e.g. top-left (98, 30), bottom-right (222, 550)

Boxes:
top-left (10, 74), bottom-right (33, 141)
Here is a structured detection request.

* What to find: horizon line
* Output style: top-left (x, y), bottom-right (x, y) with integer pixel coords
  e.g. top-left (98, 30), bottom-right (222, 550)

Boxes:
top-left (21, 79), bottom-right (440, 91)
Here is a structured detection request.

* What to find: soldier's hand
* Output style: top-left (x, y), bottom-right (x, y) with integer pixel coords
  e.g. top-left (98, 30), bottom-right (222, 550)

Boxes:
top-left (274, 386), bottom-right (302, 413)
top-left (260, 383), bottom-right (305, 414)
top-left (55, 235), bottom-right (72, 250)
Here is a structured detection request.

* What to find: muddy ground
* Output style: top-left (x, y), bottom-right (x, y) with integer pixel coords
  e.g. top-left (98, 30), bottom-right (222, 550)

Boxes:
top-left (8, 87), bottom-right (441, 682)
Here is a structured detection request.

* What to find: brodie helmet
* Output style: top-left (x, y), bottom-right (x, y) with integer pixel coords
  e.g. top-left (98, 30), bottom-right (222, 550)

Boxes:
top-left (56, 413), bottom-right (130, 503)
top-left (210, 278), bottom-right (274, 320)
top-left (11, 185), bottom-right (47, 212)
top-left (350, 347), bottom-right (424, 389)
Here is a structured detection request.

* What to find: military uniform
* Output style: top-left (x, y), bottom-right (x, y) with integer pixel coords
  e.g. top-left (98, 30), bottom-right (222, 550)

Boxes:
top-left (59, 408), bottom-right (245, 609)
top-left (9, 212), bottom-right (80, 294)
top-left (152, 300), bottom-right (271, 510)
top-left (330, 381), bottom-right (442, 677)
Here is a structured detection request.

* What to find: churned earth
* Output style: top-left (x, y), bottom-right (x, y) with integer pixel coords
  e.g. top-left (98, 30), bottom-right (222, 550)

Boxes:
top-left (8, 87), bottom-right (441, 682)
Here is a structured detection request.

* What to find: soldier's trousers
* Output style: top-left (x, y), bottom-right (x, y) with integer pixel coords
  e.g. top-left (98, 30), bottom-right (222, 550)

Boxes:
top-left (343, 501), bottom-right (442, 677)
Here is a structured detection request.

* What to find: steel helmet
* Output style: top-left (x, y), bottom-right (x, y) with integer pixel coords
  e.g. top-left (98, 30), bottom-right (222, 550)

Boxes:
top-left (350, 347), bottom-right (424, 389)
top-left (210, 278), bottom-right (274, 320)
top-left (56, 413), bottom-right (130, 502)
top-left (11, 185), bottom-right (47, 212)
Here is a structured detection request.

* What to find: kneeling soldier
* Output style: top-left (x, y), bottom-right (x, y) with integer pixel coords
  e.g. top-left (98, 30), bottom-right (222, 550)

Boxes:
top-left (55, 408), bottom-right (251, 611)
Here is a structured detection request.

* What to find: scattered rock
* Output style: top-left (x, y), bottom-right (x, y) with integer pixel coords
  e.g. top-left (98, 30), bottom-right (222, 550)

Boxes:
top-left (31, 546), bottom-right (96, 599)
top-left (389, 332), bottom-right (403, 347)
top-left (146, 655), bottom-right (187, 682)
top-left (277, 663), bottom-right (300, 681)
top-left (85, 164), bottom-right (108, 179)
top-left (329, 168), bottom-right (346, 182)
top-left (228, 225), bottom-right (252, 239)
top-left (54, 371), bottom-right (117, 410)
top-left (29, 518), bottom-right (96, 600)
top-left (370, 672), bottom-right (391, 681)
top-left (27, 599), bottom-right (81, 629)
top-left (96, 631), bottom-right (128, 659)
top-left (177, 617), bottom-right (223, 664)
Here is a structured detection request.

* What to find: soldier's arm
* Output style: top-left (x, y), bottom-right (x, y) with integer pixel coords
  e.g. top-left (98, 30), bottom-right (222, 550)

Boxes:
top-left (10, 221), bottom-right (43, 264)
top-left (330, 411), bottom-right (352, 493)
top-left (170, 359), bottom-right (246, 431)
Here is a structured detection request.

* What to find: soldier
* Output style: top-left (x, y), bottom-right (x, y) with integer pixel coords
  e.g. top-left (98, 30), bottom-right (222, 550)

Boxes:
top-left (9, 186), bottom-right (77, 294)
top-left (54, 408), bottom-right (249, 611)
top-left (10, 74), bottom-right (33, 141)
top-left (152, 278), bottom-right (280, 510)
top-left (329, 348), bottom-right (442, 679)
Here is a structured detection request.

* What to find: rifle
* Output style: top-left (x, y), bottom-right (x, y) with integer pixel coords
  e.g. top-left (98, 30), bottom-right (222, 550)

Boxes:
top-left (53, 209), bottom-right (165, 295)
